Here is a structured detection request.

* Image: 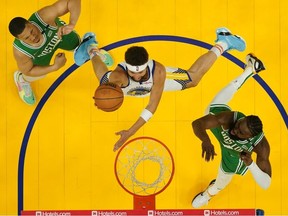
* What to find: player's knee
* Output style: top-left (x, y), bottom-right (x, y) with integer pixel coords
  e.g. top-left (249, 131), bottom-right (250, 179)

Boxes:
top-left (191, 79), bottom-right (200, 87)
top-left (186, 79), bottom-right (200, 88)
top-left (204, 106), bottom-right (211, 115)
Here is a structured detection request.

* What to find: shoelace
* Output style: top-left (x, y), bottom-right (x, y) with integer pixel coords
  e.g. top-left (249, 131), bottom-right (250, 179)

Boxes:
top-left (98, 51), bottom-right (107, 62)
top-left (90, 48), bottom-right (107, 62)
top-left (89, 47), bottom-right (106, 62)
top-left (18, 81), bottom-right (32, 97)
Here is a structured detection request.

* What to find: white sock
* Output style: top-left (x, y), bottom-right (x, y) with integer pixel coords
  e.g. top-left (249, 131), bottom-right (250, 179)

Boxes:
top-left (232, 66), bottom-right (254, 89)
top-left (207, 184), bottom-right (221, 196)
top-left (18, 73), bottom-right (26, 82)
top-left (210, 41), bottom-right (229, 57)
top-left (87, 44), bottom-right (99, 59)
top-left (208, 66), bottom-right (254, 105)
top-left (208, 168), bottom-right (233, 196)
top-left (21, 73), bottom-right (45, 82)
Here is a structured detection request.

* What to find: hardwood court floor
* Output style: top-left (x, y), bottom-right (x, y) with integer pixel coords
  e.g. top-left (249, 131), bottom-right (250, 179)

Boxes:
top-left (1, 0), bottom-right (288, 215)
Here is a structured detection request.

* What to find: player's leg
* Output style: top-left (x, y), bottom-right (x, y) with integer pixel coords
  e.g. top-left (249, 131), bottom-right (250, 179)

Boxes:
top-left (192, 167), bottom-right (233, 208)
top-left (74, 32), bottom-right (114, 81)
top-left (90, 53), bottom-right (111, 81)
top-left (204, 53), bottom-right (265, 114)
top-left (208, 167), bottom-right (233, 195)
top-left (186, 27), bottom-right (246, 88)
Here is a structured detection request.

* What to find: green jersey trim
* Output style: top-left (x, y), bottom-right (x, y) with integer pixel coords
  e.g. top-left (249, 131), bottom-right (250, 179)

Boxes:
top-left (34, 12), bottom-right (58, 30)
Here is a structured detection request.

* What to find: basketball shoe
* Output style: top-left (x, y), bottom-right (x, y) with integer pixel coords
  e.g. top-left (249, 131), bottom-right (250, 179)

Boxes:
top-left (215, 27), bottom-right (246, 51)
top-left (14, 71), bottom-right (36, 105)
top-left (74, 32), bottom-right (113, 66)
top-left (246, 53), bottom-right (265, 73)
top-left (192, 179), bottom-right (216, 208)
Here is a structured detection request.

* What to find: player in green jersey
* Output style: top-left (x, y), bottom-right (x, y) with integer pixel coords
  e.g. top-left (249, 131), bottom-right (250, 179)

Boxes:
top-left (9, 0), bottom-right (81, 105)
top-left (191, 53), bottom-right (271, 208)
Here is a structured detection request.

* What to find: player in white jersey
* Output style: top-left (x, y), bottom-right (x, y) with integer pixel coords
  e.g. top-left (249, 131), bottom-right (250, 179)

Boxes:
top-left (74, 27), bottom-right (246, 152)
top-left (191, 54), bottom-right (271, 208)
top-left (102, 60), bottom-right (192, 97)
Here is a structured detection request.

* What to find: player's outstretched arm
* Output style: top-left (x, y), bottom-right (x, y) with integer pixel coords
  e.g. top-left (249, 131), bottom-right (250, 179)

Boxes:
top-left (192, 115), bottom-right (218, 161)
top-left (38, 0), bottom-right (81, 38)
top-left (192, 112), bottom-right (235, 161)
top-left (113, 62), bottom-right (166, 151)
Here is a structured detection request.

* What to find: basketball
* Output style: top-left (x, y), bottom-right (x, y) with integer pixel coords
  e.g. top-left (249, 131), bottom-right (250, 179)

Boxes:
top-left (93, 82), bottom-right (124, 112)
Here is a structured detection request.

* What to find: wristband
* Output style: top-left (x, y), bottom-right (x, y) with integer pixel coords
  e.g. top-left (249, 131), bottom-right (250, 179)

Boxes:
top-left (140, 109), bottom-right (153, 122)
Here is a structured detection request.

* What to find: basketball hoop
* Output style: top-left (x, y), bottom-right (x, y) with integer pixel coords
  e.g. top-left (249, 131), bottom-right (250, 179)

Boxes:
top-left (114, 137), bottom-right (175, 210)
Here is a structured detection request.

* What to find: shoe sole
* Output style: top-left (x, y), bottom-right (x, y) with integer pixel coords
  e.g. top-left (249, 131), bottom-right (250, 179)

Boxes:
top-left (246, 53), bottom-right (266, 72)
top-left (191, 179), bottom-right (216, 207)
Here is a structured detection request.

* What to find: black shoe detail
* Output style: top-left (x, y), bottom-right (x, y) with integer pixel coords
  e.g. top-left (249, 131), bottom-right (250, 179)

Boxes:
top-left (209, 179), bottom-right (216, 186)
top-left (249, 54), bottom-right (266, 73)
top-left (219, 32), bottom-right (232, 36)
top-left (75, 35), bottom-right (94, 52)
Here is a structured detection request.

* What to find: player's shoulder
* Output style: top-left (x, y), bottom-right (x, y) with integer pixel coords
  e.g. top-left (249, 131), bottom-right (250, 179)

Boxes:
top-left (36, 0), bottom-right (66, 23)
top-left (153, 60), bottom-right (166, 79)
top-left (253, 135), bottom-right (270, 155)
top-left (110, 67), bottom-right (127, 85)
top-left (210, 110), bottom-right (235, 129)
top-left (154, 60), bottom-right (165, 70)
top-left (13, 46), bottom-right (31, 61)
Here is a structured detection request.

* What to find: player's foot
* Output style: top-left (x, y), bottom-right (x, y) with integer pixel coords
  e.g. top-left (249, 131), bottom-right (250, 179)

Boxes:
top-left (215, 27), bottom-right (246, 52)
top-left (246, 53), bottom-right (265, 73)
top-left (14, 71), bottom-right (36, 105)
top-left (74, 32), bottom-right (113, 66)
top-left (89, 46), bottom-right (114, 67)
top-left (74, 32), bottom-right (97, 66)
top-left (192, 179), bottom-right (216, 208)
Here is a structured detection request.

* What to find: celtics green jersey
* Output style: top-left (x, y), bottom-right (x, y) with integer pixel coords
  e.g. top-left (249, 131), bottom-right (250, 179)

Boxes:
top-left (13, 12), bottom-right (80, 66)
top-left (209, 104), bottom-right (264, 175)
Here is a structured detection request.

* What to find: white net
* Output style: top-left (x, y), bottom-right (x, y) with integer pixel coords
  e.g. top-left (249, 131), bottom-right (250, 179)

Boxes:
top-left (115, 137), bottom-right (174, 196)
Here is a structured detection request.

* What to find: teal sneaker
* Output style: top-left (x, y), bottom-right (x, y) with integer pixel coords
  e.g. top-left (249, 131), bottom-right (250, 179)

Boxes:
top-left (14, 71), bottom-right (36, 105)
top-left (96, 49), bottom-right (114, 67)
top-left (74, 32), bottom-right (114, 67)
top-left (215, 27), bottom-right (246, 51)
top-left (74, 32), bottom-right (97, 66)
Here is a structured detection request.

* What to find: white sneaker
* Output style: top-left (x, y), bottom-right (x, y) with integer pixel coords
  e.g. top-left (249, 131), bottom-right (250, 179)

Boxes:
top-left (14, 71), bottom-right (36, 105)
top-left (192, 179), bottom-right (216, 208)
top-left (246, 53), bottom-right (265, 73)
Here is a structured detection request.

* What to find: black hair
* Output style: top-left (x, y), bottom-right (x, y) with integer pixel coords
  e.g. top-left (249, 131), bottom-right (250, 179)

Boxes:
top-left (246, 115), bottom-right (263, 136)
top-left (125, 46), bottom-right (149, 66)
top-left (9, 17), bottom-right (28, 37)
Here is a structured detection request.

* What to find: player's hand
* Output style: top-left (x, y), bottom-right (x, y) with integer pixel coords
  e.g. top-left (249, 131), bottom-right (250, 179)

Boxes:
top-left (113, 130), bottom-right (131, 152)
top-left (240, 150), bottom-right (253, 166)
top-left (53, 53), bottom-right (67, 70)
top-left (201, 141), bottom-right (217, 162)
top-left (57, 24), bottom-right (75, 39)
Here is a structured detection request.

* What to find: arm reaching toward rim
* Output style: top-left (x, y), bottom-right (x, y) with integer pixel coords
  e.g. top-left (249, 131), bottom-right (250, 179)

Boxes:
top-left (113, 62), bottom-right (166, 151)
